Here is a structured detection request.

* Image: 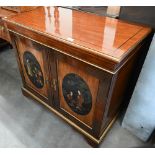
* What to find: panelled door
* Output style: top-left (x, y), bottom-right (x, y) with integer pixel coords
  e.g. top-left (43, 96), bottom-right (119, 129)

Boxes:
top-left (56, 53), bottom-right (101, 129)
top-left (13, 35), bottom-right (49, 100)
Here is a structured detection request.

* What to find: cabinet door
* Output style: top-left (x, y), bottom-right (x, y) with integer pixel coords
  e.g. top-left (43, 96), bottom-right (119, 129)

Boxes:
top-left (56, 54), bottom-right (111, 130)
top-left (14, 35), bottom-right (49, 100)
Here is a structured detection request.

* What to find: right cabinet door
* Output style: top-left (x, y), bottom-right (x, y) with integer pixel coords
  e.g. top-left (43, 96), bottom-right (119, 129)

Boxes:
top-left (56, 53), bottom-right (112, 131)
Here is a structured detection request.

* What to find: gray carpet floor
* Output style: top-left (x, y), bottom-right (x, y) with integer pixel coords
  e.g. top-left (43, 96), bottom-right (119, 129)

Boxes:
top-left (0, 46), bottom-right (146, 148)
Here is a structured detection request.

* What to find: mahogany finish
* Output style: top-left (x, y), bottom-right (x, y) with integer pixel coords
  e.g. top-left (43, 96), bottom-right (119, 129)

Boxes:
top-left (58, 59), bottom-right (99, 128)
top-left (0, 7), bottom-right (37, 43)
top-left (14, 36), bottom-right (49, 98)
top-left (2, 6), bottom-right (37, 13)
top-left (0, 7), bottom-right (16, 42)
top-left (4, 7), bottom-right (153, 146)
top-left (4, 6), bottom-right (151, 72)
top-left (0, 7), bottom-right (16, 18)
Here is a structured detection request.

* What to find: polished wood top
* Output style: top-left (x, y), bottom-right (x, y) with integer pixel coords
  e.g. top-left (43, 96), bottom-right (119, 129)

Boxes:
top-left (4, 6), bottom-right (151, 62)
top-left (0, 7), bottom-right (16, 18)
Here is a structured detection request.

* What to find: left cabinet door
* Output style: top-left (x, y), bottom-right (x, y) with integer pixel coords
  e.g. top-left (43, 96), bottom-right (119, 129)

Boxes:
top-left (12, 34), bottom-right (50, 102)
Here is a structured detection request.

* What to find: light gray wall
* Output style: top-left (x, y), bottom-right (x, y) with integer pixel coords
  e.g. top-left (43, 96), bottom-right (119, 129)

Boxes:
top-left (122, 35), bottom-right (155, 141)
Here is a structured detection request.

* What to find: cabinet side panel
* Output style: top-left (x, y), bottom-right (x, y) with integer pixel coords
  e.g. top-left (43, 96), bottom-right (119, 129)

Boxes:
top-left (104, 36), bottom-right (152, 129)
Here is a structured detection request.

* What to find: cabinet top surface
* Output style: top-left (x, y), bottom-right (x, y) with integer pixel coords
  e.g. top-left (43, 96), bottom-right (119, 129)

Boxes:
top-left (4, 6), bottom-right (151, 62)
top-left (0, 7), bottom-right (16, 18)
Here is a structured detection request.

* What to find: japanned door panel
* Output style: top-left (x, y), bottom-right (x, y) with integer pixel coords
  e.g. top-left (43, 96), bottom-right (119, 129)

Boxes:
top-left (14, 35), bottom-right (49, 98)
top-left (58, 60), bottom-right (98, 128)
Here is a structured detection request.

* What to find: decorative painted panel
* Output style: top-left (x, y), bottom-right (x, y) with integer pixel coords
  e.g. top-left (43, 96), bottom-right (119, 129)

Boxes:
top-left (14, 36), bottom-right (48, 98)
top-left (58, 59), bottom-right (99, 128)
top-left (62, 73), bottom-right (92, 115)
top-left (23, 51), bottom-right (44, 89)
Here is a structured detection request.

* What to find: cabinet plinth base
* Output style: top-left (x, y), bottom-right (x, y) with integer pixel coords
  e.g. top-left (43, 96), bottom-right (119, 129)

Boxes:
top-left (21, 87), bottom-right (118, 146)
top-left (84, 137), bottom-right (100, 148)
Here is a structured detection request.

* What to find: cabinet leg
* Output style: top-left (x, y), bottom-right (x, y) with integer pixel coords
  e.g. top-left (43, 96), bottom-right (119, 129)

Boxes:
top-left (84, 137), bottom-right (100, 148)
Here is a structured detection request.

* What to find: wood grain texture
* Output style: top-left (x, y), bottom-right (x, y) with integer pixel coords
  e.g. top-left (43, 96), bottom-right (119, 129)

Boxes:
top-left (51, 53), bottom-right (112, 138)
top-left (2, 6), bottom-right (38, 13)
top-left (0, 7), bottom-right (16, 18)
top-left (0, 7), bottom-right (15, 42)
top-left (0, 19), bottom-right (10, 42)
top-left (14, 36), bottom-right (49, 98)
top-left (4, 6), bottom-right (152, 72)
top-left (5, 7), bottom-right (153, 145)
top-left (58, 59), bottom-right (99, 127)
top-left (0, 7), bottom-right (37, 43)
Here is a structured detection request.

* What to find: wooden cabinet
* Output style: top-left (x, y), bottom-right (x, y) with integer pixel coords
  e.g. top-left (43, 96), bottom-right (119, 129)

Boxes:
top-left (0, 19), bottom-right (10, 41)
top-left (2, 6), bottom-right (37, 13)
top-left (12, 35), bottom-right (112, 137)
top-left (4, 7), bottom-right (153, 146)
top-left (0, 7), bottom-right (15, 42)
top-left (0, 7), bottom-right (37, 44)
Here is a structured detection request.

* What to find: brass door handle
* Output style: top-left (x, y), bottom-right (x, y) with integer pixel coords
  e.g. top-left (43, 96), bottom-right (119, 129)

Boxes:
top-left (52, 79), bottom-right (57, 91)
top-left (0, 26), bottom-right (4, 30)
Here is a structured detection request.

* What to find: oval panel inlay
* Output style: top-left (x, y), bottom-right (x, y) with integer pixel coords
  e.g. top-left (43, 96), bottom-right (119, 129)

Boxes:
top-left (62, 73), bottom-right (92, 115)
top-left (23, 51), bottom-right (44, 89)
